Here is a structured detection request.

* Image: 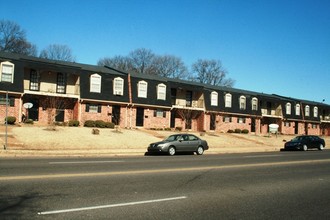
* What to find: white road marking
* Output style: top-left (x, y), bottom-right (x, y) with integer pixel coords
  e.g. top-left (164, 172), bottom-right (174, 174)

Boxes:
top-left (244, 155), bottom-right (281, 158)
top-left (38, 196), bottom-right (187, 215)
top-left (49, 160), bottom-right (124, 164)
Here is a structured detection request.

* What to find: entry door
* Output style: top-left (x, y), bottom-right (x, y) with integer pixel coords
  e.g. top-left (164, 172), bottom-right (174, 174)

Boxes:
top-left (136, 107), bottom-right (144, 126)
top-left (28, 99), bottom-right (39, 121)
top-left (210, 113), bottom-right (216, 130)
top-left (251, 118), bottom-right (256, 132)
top-left (112, 105), bottom-right (121, 125)
top-left (170, 110), bottom-right (176, 128)
top-left (55, 109), bottom-right (65, 122)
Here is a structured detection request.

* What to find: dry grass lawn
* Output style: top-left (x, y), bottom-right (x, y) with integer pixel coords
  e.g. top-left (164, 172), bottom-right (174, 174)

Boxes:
top-left (1, 125), bottom-right (329, 157)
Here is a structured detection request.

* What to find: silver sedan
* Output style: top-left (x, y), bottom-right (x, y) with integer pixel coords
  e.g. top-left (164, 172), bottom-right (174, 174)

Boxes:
top-left (147, 133), bottom-right (209, 156)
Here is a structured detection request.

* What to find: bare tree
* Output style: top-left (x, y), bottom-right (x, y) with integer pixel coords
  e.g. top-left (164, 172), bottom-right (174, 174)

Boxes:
top-left (152, 55), bottom-right (188, 79)
top-left (175, 108), bottom-right (202, 130)
top-left (128, 48), bottom-right (155, 75)
top-left (0, 19), bottom-right (37, 56)
top-left (192, 59), bottom-right (235, 87)
top-left (97, 55), bottom-right (132, 72)
top-left (41, 95), bottom-right (75, 129)
top-left (40, 44), bottom-right (76, 62)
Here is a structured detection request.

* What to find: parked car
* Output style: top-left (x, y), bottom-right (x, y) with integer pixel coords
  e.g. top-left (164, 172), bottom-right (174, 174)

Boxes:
top-left (284, 135), bottom-right (325, 151)
top-left (147, 133), bottom-right (209, 156)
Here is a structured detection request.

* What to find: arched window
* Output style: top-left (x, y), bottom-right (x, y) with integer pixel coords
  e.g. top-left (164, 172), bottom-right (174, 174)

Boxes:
top-left (239, 95), bottom-right (246, 110)
top-left (210, 91), bottom-right (218, 106)
top-left (0, 61), bottom-right (15, 83)
top-left (90, 73), bottom-right (101, 93)
top-left (157, 83), bottom-right (166, 100)
top-left (251, 97), bottom-right (258, 111)
top-left (295, 104), bottom-right (300, 116)
top-left (113, 77), bottom-right (124, 95)
top-left (286, 103), bottom-right (291, 115)
top-left (305, 105), bottom-right (310, 117)
top-left (138, 81), bottom-right (148, 98)
top-left (225, 93), bottom-right (232, 108)
top-left (313, 106), bottom-right (318, 117)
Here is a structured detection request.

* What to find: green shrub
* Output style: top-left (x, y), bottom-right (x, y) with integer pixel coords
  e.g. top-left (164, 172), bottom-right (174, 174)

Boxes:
top-left (227, 129), bottom-right (234, 133)
top-left (242, 129), bottom-right (249, 134)
top-left (5, 116), bottom-right (16, 125)
top-left (24, 119), bottom-right (34, 124)
top-left (164, 127), bottom-right (171, 131)
top-left (105, 122), bottom-right (115, 129)
top-left (234, 128), bottom-right (242, 133)
top-left (175, 127), bottom-right (182, 131)
top-left (69, 120), bottom-right (80, 127)
top-left (84, 120), bottom-right (95, 127)
top-left (95, 120), bottom-right (106, 128)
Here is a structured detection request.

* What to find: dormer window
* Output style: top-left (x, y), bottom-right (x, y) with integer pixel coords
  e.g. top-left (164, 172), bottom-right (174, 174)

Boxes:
top-left (90, 73), bottom-right (101, 93)
top-left (305, 105), bottom-right (310, 117)
top-left (252, 97), bottom-right (258, 111)
top-left (295, 104), bottom-right (300, 116)
top-left (225, 93), bottom-right (232, 108)
top-left (0, 61), bottom-right (14, 83)
top-left (313, 107), bottom-right (318, 117)
top-left (239, 95), bottom-right (246, 110)
top-left (113, 77), bottom-right (124, 96)
top-left (157, 83), bottom-right (166, 100)
top-left (138, 81), bottom-right (148, 98)
top-left (211, 91), bottom-right (218, 106)
top-left (286, 103), bottom-right (291, 115)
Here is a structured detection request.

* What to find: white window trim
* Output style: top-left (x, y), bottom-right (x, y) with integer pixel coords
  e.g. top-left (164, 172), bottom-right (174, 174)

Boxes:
top-left (295, 104), bottom-right (300, 116)
top-left (138, 80), bottom-right (148, 98)
top-left (157, 83), bottom-right (166, 100)
top-left (0, 61), bottom-right (15, 83)
top-left (90, 73), bottom-right (101, 93)
top-left (313, 106), bottom-right (318, 117)
top-left (252, 97), bottom-right (258, 111)
top-left (239, 95), bottom-right (246, 110)
top-left (286, 103), bottom-right (291, 115)
top-left (305, 105), bottom-right (310, 117)
top-left (113, 77), bottom-right (124, 96)
top-left (210, 91), bottom-right (218, 106)
top-left (225, 93), bottom-right (232, 108)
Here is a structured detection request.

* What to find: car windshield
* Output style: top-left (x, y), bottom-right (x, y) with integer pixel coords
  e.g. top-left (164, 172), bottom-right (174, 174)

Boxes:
top-left (164, 135), bottom-right (181, 141)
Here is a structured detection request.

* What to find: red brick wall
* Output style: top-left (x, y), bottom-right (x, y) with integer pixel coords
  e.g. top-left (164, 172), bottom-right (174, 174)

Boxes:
top-left (281, 121), bottom-right (295, 135)
top-left (0, 98), bottom-right (20, 123)
top-left (142, 108), bottom-right (170, 129)
top-left (204, 113), bottom-right (251, 133)
top-left (306, 123), bottom-right (320, 135)
top-left (80, 104), bottom-right (112, 124)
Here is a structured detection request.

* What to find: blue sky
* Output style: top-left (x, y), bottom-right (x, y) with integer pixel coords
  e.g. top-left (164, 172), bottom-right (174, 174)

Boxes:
top-left (2, 0), bottom-right (330, 104)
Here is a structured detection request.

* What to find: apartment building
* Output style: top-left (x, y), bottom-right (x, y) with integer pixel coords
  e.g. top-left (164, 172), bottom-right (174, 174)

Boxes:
top-left (1, 51), bottom-right (329, 136)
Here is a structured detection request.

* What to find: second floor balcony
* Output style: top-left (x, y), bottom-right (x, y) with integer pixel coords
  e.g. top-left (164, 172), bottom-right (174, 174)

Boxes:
top-left (23, 69), bottom-right (80, 98)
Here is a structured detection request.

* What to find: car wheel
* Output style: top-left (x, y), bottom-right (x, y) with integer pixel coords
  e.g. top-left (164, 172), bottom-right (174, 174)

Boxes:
top-left (302, 144), bottom-right (308, 151)
top-left (168, 146), bottom-right (176, 156)
top-left (196, 146), bottom-right (204, 155)
top-left (319, 144), bottom-right (324, 151)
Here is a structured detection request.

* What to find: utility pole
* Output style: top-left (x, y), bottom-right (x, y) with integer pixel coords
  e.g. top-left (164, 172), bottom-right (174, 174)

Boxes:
top-left (4, 91), bottom-right (8, 150)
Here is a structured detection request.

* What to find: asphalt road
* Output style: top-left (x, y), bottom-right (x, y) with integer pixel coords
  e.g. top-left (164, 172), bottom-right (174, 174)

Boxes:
top-left (1, 150), bottom-right (330, 219)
